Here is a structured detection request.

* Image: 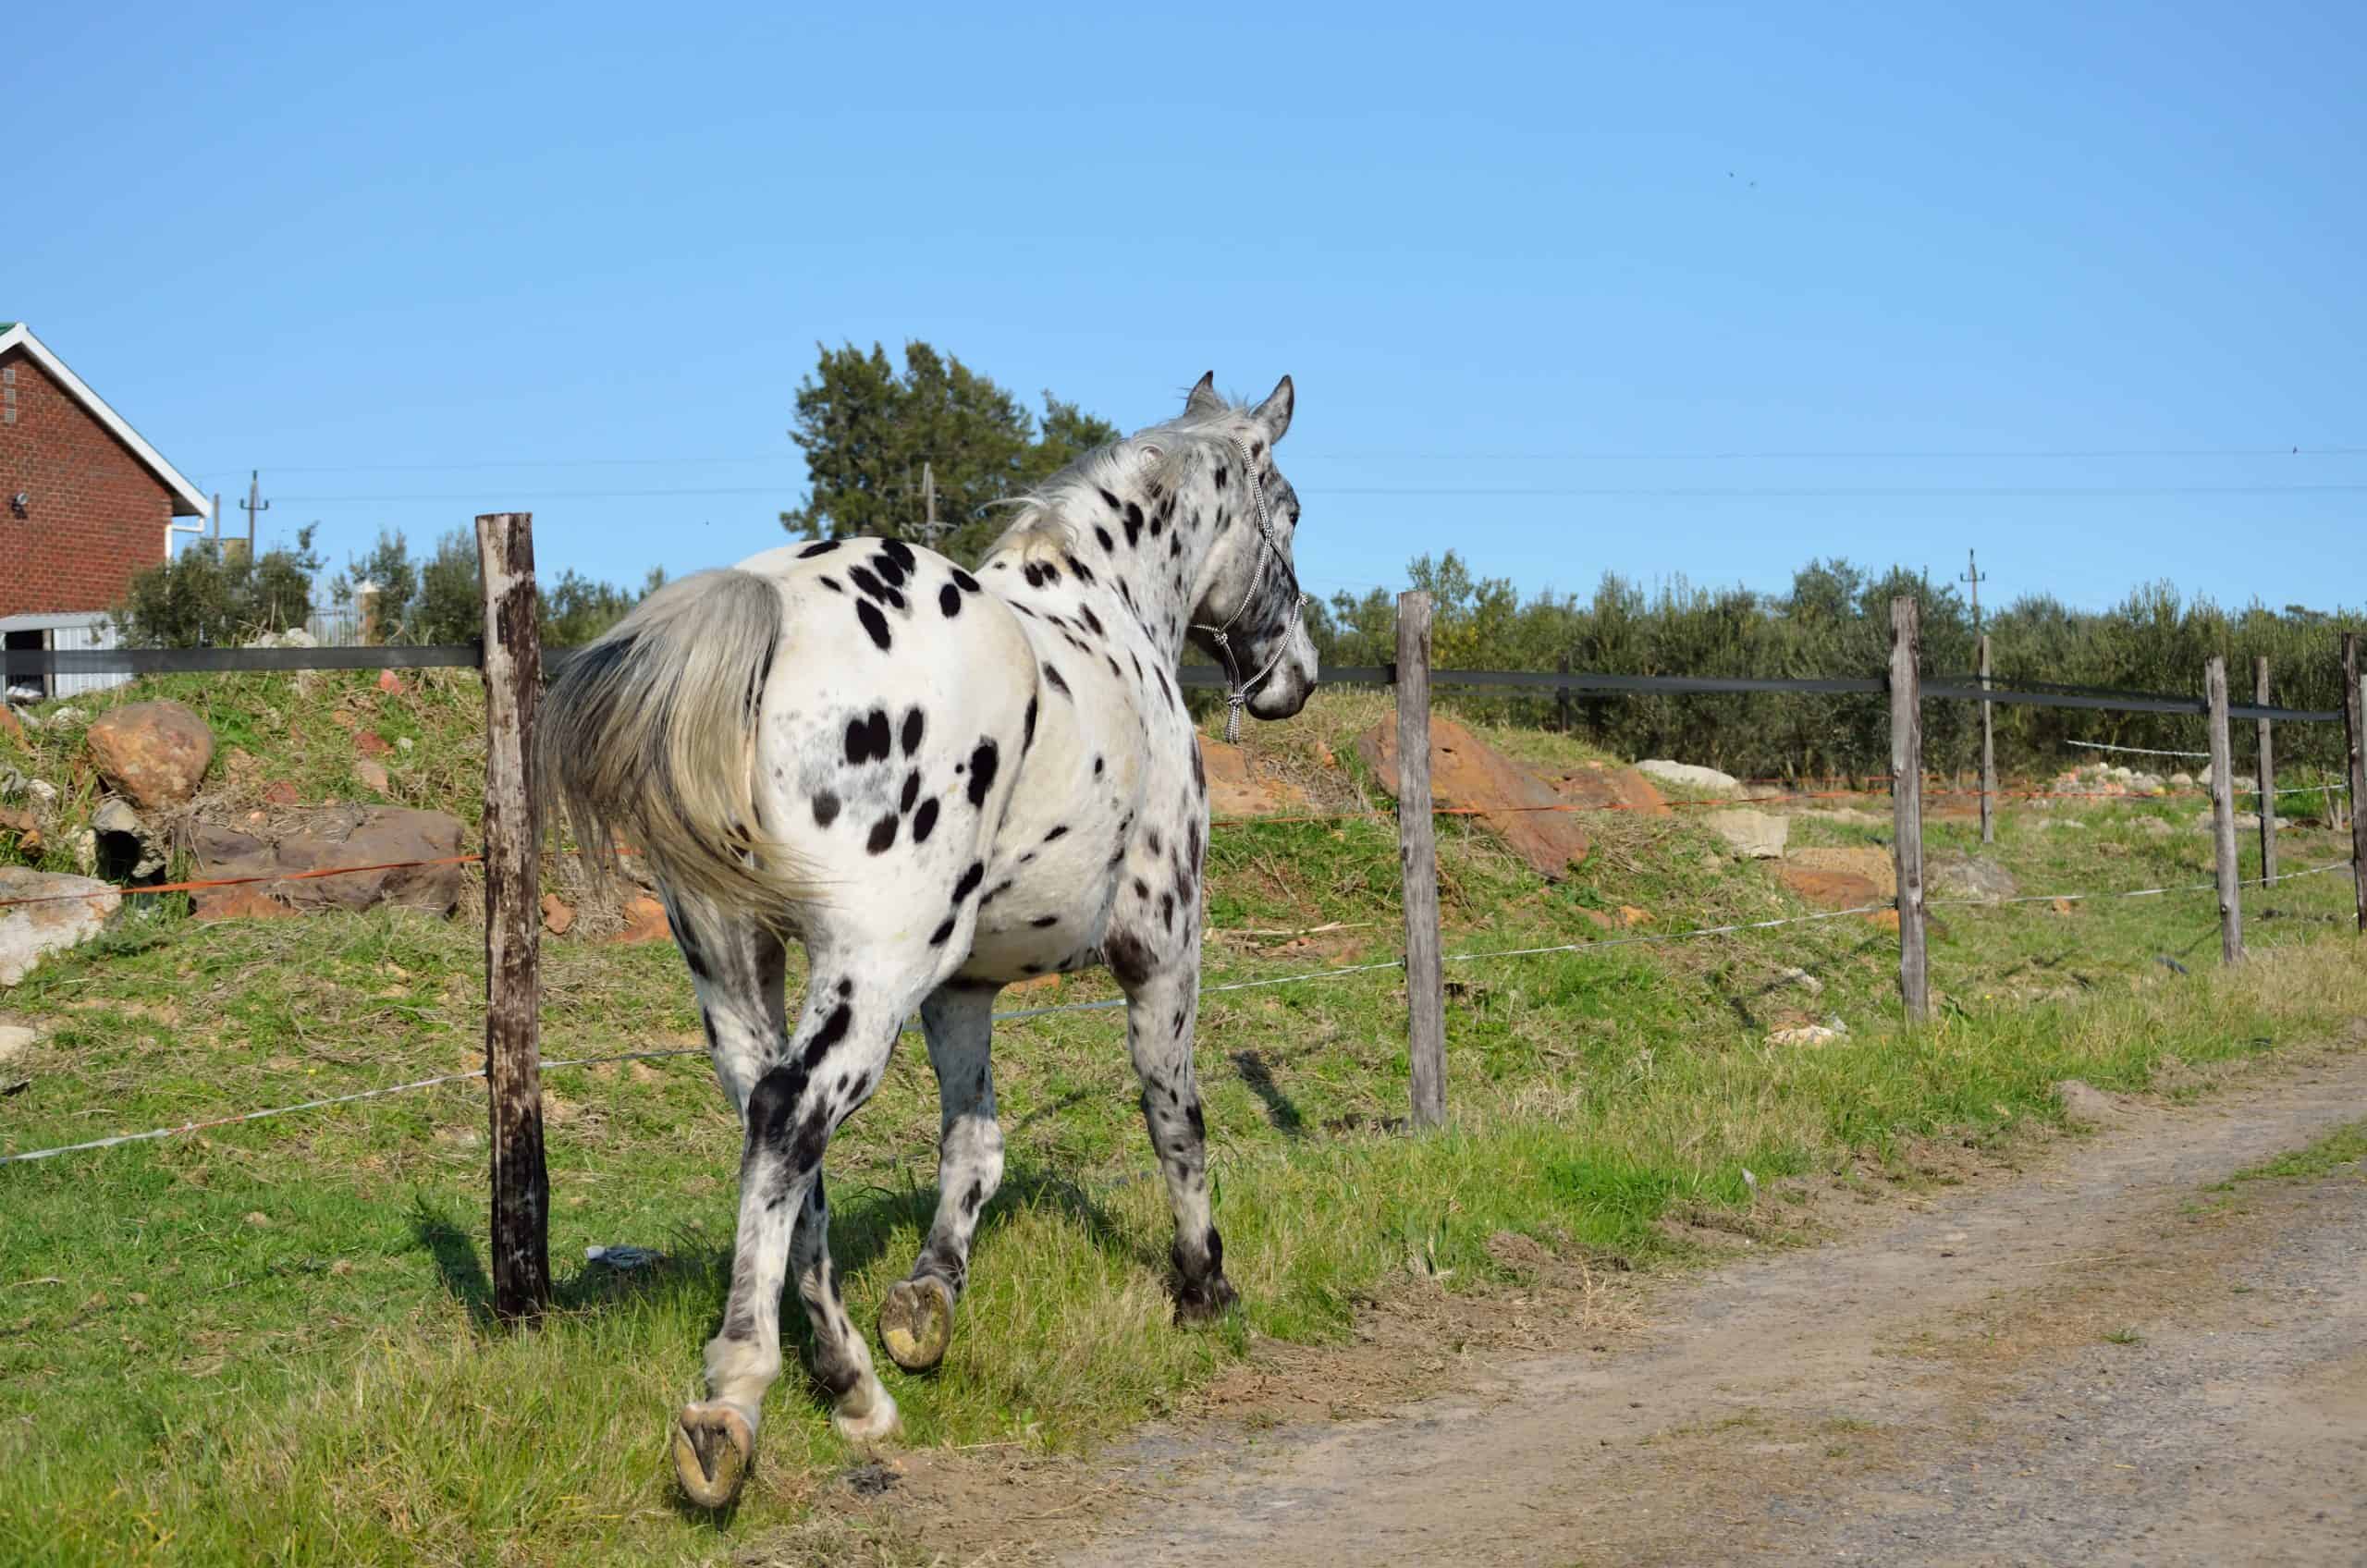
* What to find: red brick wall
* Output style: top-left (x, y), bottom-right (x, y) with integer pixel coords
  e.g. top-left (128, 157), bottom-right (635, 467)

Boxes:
top-left (0, 344), bottom-right (175, 618)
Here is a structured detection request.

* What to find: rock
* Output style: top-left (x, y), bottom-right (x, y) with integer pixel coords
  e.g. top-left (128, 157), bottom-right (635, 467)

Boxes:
top-left (1197, 736), bottom-right (1314, 819)
top-left (1637, 760), bottom-right (1742, 797)
top-left (0, 868), bottom-right (120, 985)
top-left (1616, 904), bottom-right (1652, 927)
top-left (1702, 808), bottom-right (1787, 859)
top-left (2168, 772), bottom-right (2196, 790)
top-left (610, 895), bottom-right (671, 944)
top-left (2054, 1079), bottom-right (2122, 1126)
top-left (356, 731), bottom-right (393, 757)
top-left (1774, 965), bottom-right (1824, 996)
top-left (243, 627), bottom-right (317, 649)
top-left (1785, 845), bottom-right (1896, 892)
top-left (1010, 972), bottom-right (1061, 994)
top-left (0, 707), bottom-right (20, 743)
top-left (2050, 897), bottom-right (2078, 915)
top-left (355, 758), bottom-right (390, 794)
top-left (0, 1023), bottom-right (37, 1061)
top-left (376, 669), bottom-right (405, 694)
top-left (189, 805), bottom-right (467, 919)
top-left (1928, 851), bottom-right (2017, 903)
top-left (1553, 761), bottom-right (1670, 818)
top-left (1768, 1023), bottom-right (1843, 1047)
top-left (84, 701), bottom-right (214, 809)
top-left (92, 797), bottom-right (168, 882)
top-left (1358, 714), bottom-right (1590, 878)
top-left (541, 894), bottom-right (576, 935)
top-left (1775, 864), bottom-right (1886, 910)
top-left (262, 779), bottom-right (300, 806)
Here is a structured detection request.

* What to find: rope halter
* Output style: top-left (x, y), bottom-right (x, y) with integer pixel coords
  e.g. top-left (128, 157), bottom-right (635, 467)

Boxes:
top-left (1190, 435), bottom-right (1311, 743)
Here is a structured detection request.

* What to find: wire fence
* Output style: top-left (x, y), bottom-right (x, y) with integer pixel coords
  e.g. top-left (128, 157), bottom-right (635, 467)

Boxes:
top-left (5, 570), bottom-right (2363, 1245)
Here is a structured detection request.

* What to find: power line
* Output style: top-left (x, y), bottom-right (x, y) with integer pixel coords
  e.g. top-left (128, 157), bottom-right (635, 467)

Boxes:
top-left (264, 482), bottom-right (2367, 505)
top-left (190, 443), bottom-right (2367, 481)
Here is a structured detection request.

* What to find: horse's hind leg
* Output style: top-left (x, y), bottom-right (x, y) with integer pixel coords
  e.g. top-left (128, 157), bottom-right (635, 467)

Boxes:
top-left (878, 983), bottom-right (1004, 1372)
top-left (671, 949), bottom-right (923, 1508)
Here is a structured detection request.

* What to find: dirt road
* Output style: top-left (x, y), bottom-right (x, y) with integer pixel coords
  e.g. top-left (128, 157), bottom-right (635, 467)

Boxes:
top-left (833, 1042), bottom-right (2367, 1567)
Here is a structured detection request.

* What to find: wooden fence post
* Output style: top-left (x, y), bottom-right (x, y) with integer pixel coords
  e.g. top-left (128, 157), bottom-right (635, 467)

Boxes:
top-left (1889, 597), bottom-right (1929, 1021)
top-left (2205, 655), bottom-right (2243, 965)
top-left (478, 513), bottom-right (551, 1321)
top-left (2345, 631), bottom-right (2367, 934)
top-left (1396, 592), bottom-right (1447, 1129)
top-left (2253, 655), bottom-right (2276, 889)
top-left (1978, 633), bottom-right (1996, 847)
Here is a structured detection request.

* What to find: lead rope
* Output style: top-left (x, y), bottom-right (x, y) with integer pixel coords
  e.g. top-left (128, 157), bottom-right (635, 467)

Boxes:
top-left (1192, 436), bottom-right (1310, 743)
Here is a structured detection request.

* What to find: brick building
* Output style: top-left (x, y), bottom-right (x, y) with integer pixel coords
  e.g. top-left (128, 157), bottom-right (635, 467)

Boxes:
top-left (0, 322), bottom-right (211, 696)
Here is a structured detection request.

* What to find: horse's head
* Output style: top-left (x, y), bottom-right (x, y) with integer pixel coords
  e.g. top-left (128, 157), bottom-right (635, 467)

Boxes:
top-left (1182, 373), bottom-right (1318, 728)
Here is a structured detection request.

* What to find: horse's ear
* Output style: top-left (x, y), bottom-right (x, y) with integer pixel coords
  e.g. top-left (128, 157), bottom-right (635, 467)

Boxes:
top-left (1251, 375), bottom-right (1294, 442)
top-left (1185, 372), bottom-right (1223, 416)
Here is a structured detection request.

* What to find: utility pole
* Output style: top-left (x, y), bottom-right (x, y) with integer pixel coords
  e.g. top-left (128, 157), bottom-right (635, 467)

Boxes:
top-left (1960, 548), bottom-right (1986, 635)
top-left (239, 470), bottom-right (269, 563)
top-left (922, 460), bottom-right (938, 544)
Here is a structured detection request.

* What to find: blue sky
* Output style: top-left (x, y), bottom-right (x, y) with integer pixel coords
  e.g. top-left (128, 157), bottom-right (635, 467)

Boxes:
top-left (12, 2), bottom-right (2362, 615)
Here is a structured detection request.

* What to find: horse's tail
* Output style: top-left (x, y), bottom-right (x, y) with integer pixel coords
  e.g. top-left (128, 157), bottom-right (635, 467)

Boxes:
top-left (539, 568), bottom-right (815, 917)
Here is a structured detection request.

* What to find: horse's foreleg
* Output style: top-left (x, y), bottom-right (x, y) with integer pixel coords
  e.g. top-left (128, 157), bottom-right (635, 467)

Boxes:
top-left (879, 982), bottom-right (1004, 1371)
top-left (1123, 959), bottom-right (1236, 1320)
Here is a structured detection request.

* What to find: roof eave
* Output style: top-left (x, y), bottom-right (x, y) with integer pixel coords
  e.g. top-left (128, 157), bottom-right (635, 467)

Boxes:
top-left (0, 324), bottom-right (213, 521)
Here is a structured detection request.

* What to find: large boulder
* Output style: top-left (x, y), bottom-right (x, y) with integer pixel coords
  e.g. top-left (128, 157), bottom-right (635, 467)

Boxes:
top-left (190, 805), bottom-right (468, 919)
top-left (0, 868), bottom-right (120, 986)
top-left (1637, 760), bottom-right (1742, 798)
top-left (1702, 808), bottom-right (1788, 860)
top-left (85, 701), bottom-right (214, 809)
top-left (1357, 714), bottom-right (1590, 878)
top-left (1197, 737), bottom-right (1313, 819)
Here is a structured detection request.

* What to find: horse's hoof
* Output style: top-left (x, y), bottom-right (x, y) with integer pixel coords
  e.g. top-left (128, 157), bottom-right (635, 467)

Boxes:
top-left (671, 1402), bottom-right (754, 1510)
top-left (832, 1380), bottom-right (901, 1444)
top-left (1174, 1273), bottom-right (1240, 1325)
top-left (878, 1275), bottom-right (956, 1372)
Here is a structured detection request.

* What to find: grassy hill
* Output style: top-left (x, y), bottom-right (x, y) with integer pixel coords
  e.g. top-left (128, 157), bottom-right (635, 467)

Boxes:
top-left (1, 670), bottom-right (2361, 1565)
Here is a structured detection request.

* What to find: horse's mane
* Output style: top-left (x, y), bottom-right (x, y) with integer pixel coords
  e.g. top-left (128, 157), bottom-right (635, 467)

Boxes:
top-left (986, 403), bottom-right (1243, 562)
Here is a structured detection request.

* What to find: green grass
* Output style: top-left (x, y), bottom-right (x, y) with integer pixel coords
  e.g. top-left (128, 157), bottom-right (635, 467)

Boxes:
top-left (2, 675), bottom-right (2364, 1564)
top-left (2215, 1121), bottom-right (2367, 1186)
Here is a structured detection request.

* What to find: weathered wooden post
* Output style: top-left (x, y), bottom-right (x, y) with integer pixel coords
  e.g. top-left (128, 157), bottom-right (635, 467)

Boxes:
top-left (2206, 655), bottom-right (2243, 965)
top-left (1889, 596), bottom-right (1929, 1021)
top-left (1396, 591), bottom-right (1447, 1129)
top-left (1978, 632), bottom-right (1996, 846)
top-left (2345, 632), bottom-right (2367, 934)
top-left (478, 513), bottom-right (551, 1320)
top-left (2253, 655), bottom-right (2277, 888)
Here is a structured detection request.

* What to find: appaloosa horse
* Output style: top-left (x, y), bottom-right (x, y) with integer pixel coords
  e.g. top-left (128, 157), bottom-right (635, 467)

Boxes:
top-left (541, 373), bottom-right (1315, 1506)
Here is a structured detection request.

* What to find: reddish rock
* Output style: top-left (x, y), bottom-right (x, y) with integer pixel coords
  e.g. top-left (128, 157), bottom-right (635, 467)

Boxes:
top-left (355, 731), bottom-right (394, 757)
top-left (1554, 761), bottom-right (1670, 818)
top-left (376, 668), bottom-right (405, 695)
top-left (541, 894), bottom-right (576, 936)
top-left (1356, 714), bottom-right (1590, 879)
top-left (1617, 904), bottom-right (1653, 927)
top-left (84, 701), bottom-right (214, 809)
top-left (262, 780), bottom-right (300, 806)
top-left (610, 895), bottom-right (671, 944)
top-left (355, 758), bottom-right (390, 794)
top-left (189, 805), bottom-right (466, 919)
top-left (1776, 864), bottom-right (1887, 910)
top-left (1198, 736), bottom-right (1313, 819)
top-left (1010, 973), bottom-right (1061, 994)
top-left (0, 706), bottom-right (22, 743)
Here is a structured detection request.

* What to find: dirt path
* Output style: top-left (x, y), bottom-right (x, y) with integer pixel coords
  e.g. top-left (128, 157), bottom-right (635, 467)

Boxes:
top-left (817, 1042), bottom-right (2367, 1567)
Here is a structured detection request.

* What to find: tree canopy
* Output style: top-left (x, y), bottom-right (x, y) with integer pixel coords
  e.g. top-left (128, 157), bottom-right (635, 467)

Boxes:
top-left (779, 341), bottom-right (1120, 562)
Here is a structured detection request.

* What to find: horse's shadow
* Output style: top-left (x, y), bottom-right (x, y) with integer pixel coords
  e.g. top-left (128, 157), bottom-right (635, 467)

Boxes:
top-left (411, 1158), bottom-right (1157, 1335)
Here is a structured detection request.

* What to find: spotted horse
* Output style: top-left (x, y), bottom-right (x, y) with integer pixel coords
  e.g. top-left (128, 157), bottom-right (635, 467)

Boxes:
top-left (540, 374), bottom-right (1316, 1508)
